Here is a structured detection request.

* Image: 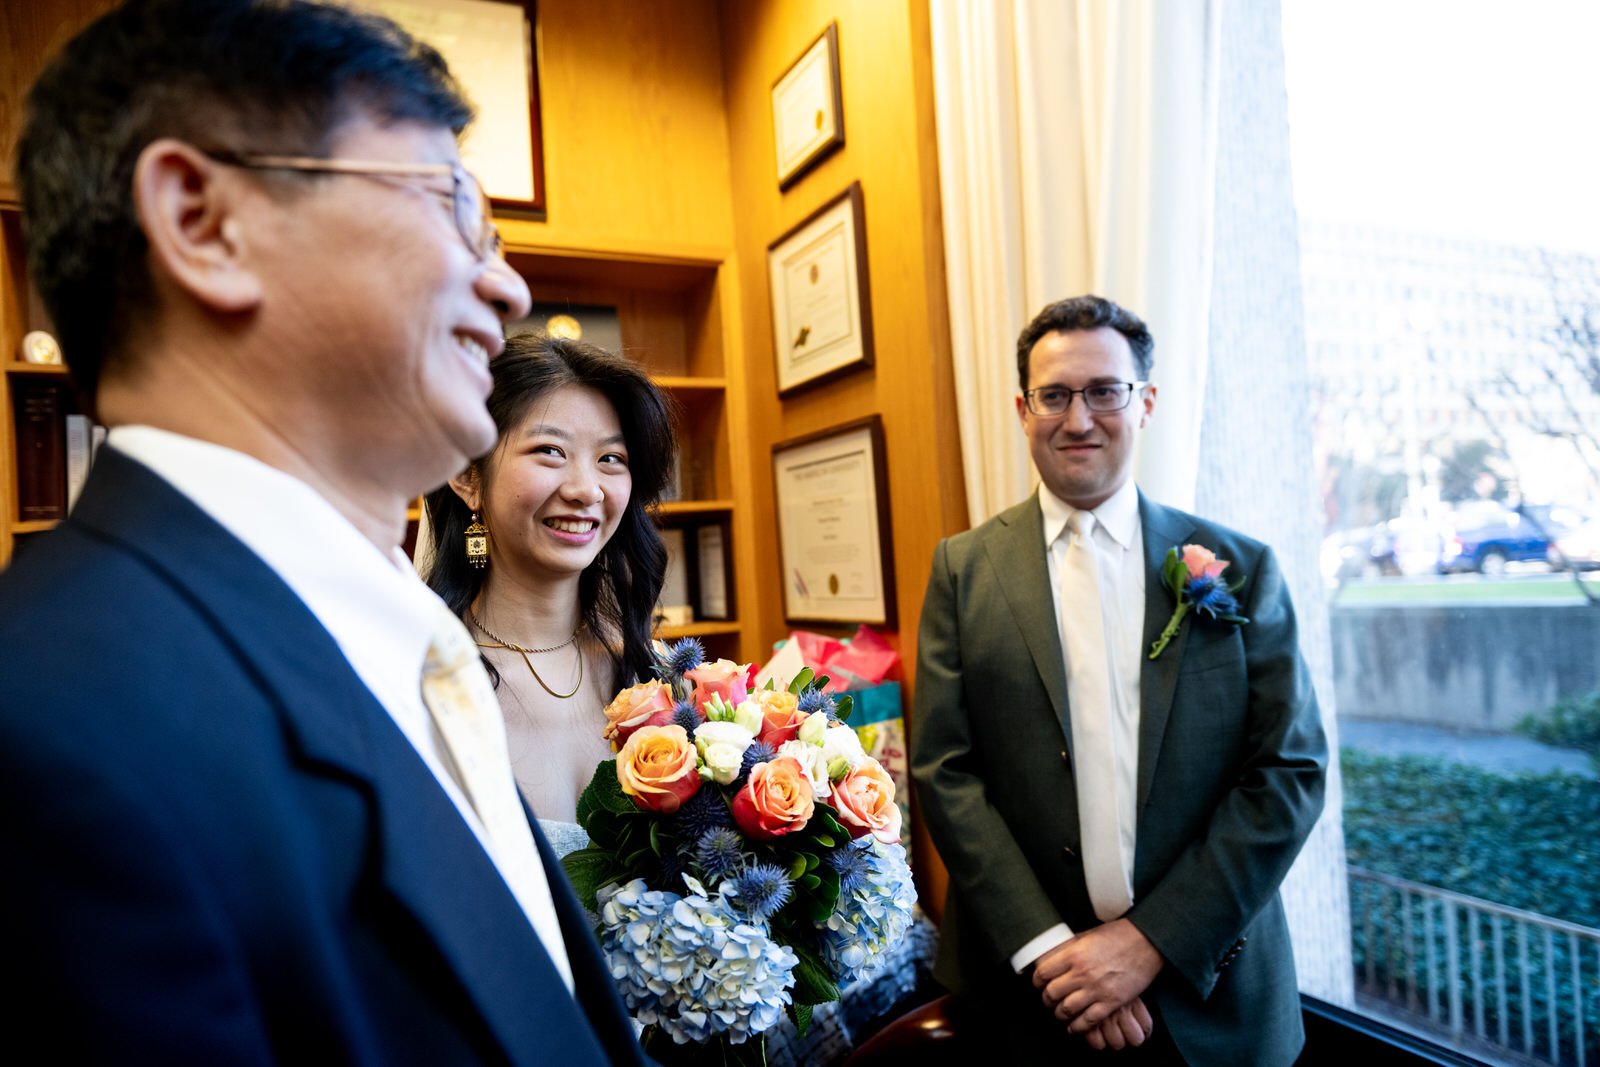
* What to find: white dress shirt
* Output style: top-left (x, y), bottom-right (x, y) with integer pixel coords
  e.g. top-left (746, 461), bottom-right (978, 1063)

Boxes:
top-left (1010, 478), bottom-right (1146, 971)
top-left (106, 426), bottom-right (574, 988)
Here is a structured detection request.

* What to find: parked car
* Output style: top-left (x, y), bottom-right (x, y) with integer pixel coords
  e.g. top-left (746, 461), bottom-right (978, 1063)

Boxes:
top-left (1550, 517), bottom-right (1600, 571)
top-left (1437, 501), bottom-right (1549, 575)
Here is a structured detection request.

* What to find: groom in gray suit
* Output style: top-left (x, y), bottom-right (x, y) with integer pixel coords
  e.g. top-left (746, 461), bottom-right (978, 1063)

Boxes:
top-left (911, 295), bottom-right (1326, 1065)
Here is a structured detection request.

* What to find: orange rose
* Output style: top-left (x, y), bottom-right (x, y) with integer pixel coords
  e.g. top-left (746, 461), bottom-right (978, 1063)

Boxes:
top-left (685, 658), bottom-right (752, 712)
top-left (615, 725), bottom-right (702, 814)
top-left (730, 756), bottom-right (814, 840)
top-left (601, 680), bottom-right (678, 750)
top-left (750, 689), bottom-right (806, 749)
top-left (830, 759), bottom-right (902, 844)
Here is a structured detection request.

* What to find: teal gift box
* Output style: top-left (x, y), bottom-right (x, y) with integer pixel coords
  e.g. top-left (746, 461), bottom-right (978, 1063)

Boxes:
top-left (847, 681), bottom-right (901, 725)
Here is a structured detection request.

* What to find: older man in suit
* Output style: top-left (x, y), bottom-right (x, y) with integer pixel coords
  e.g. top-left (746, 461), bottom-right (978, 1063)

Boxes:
top-left (0, 2), bottom-right (647, 1063)
top-left (911, 295), bottom-right (1326, 1065)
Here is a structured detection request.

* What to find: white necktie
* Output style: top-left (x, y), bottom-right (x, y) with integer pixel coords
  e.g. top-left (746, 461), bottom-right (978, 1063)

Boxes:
top-left (1061, 511), bottom-right (1135, 922)
top-left (422, 605), bottom-right (575, 992)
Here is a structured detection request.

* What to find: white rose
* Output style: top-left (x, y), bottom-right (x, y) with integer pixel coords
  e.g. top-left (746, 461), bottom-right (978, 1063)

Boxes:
top-left (775, 738), bottom-right (831, 798)
top-left (797, 710), bottom-right (829, 745)
top-left (731, 699), bottom-right (765, 736)
top-left (818, 723), bottom-right (866, 772)
top-left (695, 720), bottom-right (756, 784)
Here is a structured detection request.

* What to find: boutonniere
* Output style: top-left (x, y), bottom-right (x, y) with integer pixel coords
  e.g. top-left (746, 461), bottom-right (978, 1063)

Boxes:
top-left (1148, 544), bottom-right (1249, 659)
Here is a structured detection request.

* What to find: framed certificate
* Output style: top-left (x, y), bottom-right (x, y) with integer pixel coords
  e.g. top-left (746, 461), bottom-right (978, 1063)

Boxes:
top-left (772, 415), bottom-right (896, 628)
top-left (767, 181), bottom-right (874, 396)
top-left (771, 22), bottom-right (844, 189)
top-left (361, 0), bottom-right (547, 218)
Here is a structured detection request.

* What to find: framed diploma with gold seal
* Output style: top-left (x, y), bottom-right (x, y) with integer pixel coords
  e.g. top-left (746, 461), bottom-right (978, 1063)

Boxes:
top-left (357, 0), bottom-right (546, 218)
top-left (771, 415), bottom-right (896, 628)
top-left (771, 22), bottom-right (844, 190)
top-left (767, 181), bottom-right (873, 396)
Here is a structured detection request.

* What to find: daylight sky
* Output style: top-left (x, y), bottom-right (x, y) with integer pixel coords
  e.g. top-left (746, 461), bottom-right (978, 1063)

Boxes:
top-left (1282, 0), bottom-right (1600, 255)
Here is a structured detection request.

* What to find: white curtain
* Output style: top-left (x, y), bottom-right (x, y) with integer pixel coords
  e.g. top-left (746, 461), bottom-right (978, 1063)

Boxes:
top-left (930, 0), bottom-right (1219, 526)
top-left (930, 0), bottom-right (1354, 1003)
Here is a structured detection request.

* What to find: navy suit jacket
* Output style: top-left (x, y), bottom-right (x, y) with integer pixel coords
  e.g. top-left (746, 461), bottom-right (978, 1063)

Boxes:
top-left (911, 492), bottom-right (1327, 1067)
top-left (0, 450), bottom-right (648, 1065)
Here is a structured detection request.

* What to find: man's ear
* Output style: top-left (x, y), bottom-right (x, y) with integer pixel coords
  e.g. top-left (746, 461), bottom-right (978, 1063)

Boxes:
top-left (132, 139), bottom-right (263, 313)
top-left (1138, 383), bottom-right (1158, 428)
top-left (448, 466), bottom-right (482, 512)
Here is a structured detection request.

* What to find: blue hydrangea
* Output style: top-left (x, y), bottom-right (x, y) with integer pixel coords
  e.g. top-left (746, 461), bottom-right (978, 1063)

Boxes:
top-left (817, 840), bottom-right (917, 984)
top-left (1184, 575), bottom-right (1241, 620)
top-left (596, 878), bottom-right (798, 1045)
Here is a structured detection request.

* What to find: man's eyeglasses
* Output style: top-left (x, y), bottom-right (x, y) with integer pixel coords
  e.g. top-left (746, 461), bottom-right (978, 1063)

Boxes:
top-left (200, 150), bottom-right (503, 261)
top-left (1022, 381), bottom-right (1148, 416)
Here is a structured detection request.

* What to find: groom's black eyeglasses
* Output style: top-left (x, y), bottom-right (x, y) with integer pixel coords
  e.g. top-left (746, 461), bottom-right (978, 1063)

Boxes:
top-left (1023, 381), bottom-right (1148, 416)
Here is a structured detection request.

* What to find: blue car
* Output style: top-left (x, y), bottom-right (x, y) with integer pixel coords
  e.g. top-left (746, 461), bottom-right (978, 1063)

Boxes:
top-left (1437, 502), bottom-right (1549, 575)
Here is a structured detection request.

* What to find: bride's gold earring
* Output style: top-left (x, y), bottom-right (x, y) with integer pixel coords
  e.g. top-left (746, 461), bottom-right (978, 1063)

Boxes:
top-left (465, 512), bottom-right (489, 569)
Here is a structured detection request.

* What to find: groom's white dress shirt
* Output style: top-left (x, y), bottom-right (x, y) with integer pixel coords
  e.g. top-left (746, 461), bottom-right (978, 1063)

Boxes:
top-left (1010, 477), bottom-right (1146, 971)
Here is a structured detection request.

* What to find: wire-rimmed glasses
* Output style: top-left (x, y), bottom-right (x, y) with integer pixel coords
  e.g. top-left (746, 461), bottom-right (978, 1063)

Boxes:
top-left (200, 149), bottom-right (503, 261)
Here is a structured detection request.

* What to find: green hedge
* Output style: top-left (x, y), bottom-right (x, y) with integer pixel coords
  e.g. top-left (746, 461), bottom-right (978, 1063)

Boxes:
top-left (1342, 749), bottom-right (1600, 927)
top-left (1516, 690), bottom-right (1600, 772)
top-left (1342, 750), bottom-right (1600, 1062)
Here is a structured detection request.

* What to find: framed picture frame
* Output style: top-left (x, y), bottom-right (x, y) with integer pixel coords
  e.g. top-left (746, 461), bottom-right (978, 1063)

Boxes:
top-left (691, 520), bottom-right (735, 621)
top-left (767, 181), bottom-right (874, 396)
top-left (361, 0), bottom-right (547, 218)
top-left (771, 22), bottom-right (844, 190)
top-left (771, 415), bottom-right (896, 628)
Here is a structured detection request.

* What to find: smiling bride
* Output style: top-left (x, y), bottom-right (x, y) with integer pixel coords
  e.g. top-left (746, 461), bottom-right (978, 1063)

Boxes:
top-left (421, 332), bottom-right (676, 824)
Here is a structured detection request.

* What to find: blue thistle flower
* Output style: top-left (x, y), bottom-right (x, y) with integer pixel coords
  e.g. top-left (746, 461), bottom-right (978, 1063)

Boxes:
top-left (1184, 576), bottom-right (1241, 620)
top-left (655, 842), bottom-right (688, 892)
top-left (671, 784), bottom-right (732, 838)
top-left (664, 637), bottom-right (705, 678)
top-left (671, 699), bottom-right (701, 738)
top-left (695, 828), bottom-right (745, 882)
top-left (828, 839), bottom-right (874, 895)
top-left (734, 740), bottom-right (776, 786)
top-left (732, 863), bottom-right (794, 922)
top-left (796, 687), bottom-right (838, 718)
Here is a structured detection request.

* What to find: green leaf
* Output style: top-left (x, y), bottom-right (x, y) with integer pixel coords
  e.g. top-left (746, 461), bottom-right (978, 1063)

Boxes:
top-left (790, 945), bottom-right (841, 1005)
top-left (1161, 547), bottom-right (1187, 594)
top-left (800, 872), bottom-right (821, 890)
top-left (834, 694), bottom-right (854, 722)
top-left (788, 667), bottom-right (815, 694)
top-left (649, 819), bottom-right (663, 856)
top-left (787, 854), bottom-right (808, 879)
top-left (794, 1003), bottom-right (814, 1037)
top-left (559, 847), bottom-right (618, 911)
top-left (575, 759), bottom-right (634, 827)
top-left (809, 866), bottom-right (841, 923)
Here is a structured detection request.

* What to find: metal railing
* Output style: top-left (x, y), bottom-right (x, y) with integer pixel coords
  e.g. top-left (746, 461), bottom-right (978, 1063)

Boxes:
top-left (1349, 867), bottom-right (1600, 1065)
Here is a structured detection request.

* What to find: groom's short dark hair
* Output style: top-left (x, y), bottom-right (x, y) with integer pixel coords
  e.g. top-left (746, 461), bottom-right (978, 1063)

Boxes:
top-left (1016, 295), bottom-right (1155, 390)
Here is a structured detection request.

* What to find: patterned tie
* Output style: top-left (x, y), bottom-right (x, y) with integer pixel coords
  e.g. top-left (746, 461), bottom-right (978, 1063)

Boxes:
top-left (421, 603), bottom-right (575, 992)
top-left (1060, 510), bottom-right (1135, 923)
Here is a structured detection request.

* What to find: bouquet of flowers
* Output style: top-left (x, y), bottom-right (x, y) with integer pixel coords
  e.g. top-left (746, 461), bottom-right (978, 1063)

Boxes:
top-left (561, 638), bottom-right (917, 1065)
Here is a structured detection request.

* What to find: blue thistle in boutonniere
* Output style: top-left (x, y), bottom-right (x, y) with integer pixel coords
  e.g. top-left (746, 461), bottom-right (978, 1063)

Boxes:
top-left (1147, 543), bottom-right (1249, 659)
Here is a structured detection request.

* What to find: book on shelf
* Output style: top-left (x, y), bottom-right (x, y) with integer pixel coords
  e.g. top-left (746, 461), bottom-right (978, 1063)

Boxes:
top-left (12, 379), bottom-right (68, 522)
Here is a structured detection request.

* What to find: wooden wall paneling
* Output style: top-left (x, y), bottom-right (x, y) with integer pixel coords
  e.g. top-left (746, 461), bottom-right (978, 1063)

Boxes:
top-left (0, 0), bottom-right (120, 195)
top-left (718, 0), bottom-right (963, 917)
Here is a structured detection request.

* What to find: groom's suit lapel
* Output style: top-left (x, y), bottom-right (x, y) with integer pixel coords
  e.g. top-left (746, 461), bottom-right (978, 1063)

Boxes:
top-left (1136, 493), bottom-right (1198, 820)
top-left (985, 496), bottom-right (1073, 752)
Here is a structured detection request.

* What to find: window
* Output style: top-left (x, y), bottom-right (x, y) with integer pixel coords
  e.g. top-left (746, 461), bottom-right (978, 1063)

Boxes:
top-left (1284, 2), bottom-right (1600, 1062)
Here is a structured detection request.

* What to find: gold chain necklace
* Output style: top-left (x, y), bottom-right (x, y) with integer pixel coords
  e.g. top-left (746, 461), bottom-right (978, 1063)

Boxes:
top-left (467, 609), bottom-right (584, 700)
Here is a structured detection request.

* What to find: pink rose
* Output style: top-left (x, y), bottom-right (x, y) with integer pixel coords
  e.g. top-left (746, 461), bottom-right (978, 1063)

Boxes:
top-left (1180, 543), bottom-right (1229, 580)
top-left (830, 758), bottom-right (903, 844)
top-left (601, 680), bottom-right (678, 750)
top-left (750, 689), bottom-right (805, 749)
top-left (731, 756), bottom-right (814, 840)
top-left (685, 658), bottom-right (752, 711)
top-left (615, 725), bottom-right (702, 814)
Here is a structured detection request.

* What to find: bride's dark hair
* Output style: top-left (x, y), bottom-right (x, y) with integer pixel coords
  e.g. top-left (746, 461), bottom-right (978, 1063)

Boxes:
top-left (423, 332), bottom-right (675, 687)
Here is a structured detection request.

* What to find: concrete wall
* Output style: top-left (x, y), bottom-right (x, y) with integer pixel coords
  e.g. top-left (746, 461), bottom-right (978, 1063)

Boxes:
top-left (1331, 602), bottom-right (1600, 731)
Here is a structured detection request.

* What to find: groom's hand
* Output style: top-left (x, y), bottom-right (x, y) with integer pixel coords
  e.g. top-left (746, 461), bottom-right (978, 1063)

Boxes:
top-left (1085, 995), bottom-right (1154, 1050)
top-left (1031, 918), bottom-right (1163, 1033)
